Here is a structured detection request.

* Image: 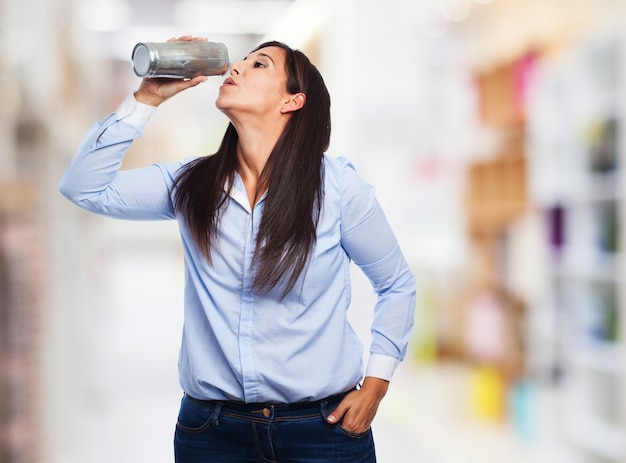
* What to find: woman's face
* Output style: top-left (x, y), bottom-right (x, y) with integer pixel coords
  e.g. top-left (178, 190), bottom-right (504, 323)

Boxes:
top-left (216, 46), bottom-right (291, 119)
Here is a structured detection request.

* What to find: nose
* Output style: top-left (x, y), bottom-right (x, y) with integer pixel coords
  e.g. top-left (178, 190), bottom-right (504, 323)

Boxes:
top-left (230, 61), bottom-right (241, 75)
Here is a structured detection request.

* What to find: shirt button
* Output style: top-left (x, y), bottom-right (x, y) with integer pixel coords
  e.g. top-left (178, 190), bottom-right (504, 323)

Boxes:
top-left (262, 408), bottom-right (271, 417)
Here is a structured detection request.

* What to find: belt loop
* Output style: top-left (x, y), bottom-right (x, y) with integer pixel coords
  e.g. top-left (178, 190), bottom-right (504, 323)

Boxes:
top-left (211, 401), bottom-right (223, 427)
top-left (319, 399), bottom-right (329, 421)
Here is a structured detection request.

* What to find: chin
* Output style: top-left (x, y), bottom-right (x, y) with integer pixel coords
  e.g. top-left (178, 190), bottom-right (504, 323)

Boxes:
top-left (215, 97), bottom-right (228, 111)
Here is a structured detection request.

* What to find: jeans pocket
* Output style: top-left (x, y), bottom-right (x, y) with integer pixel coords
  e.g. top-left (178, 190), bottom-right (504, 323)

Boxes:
top-left (320, 400), bottom-right (371, 439)
top-left (176, 395), bottom-right (216, 433)
top-left (335, 423), bottom-right (372, 439)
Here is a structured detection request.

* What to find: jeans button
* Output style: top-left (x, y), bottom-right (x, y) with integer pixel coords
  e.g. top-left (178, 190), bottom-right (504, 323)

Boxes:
top-left (262, 408), bottom-right (271, 417)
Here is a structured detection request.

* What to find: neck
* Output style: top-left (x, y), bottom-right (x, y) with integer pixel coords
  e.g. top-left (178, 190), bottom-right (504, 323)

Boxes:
top-left (232, 117), bottom-right (286, 207)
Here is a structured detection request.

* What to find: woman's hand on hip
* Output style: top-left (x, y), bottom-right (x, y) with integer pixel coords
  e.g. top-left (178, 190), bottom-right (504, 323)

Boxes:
top-left (326, 376), bottom-right (389, 434)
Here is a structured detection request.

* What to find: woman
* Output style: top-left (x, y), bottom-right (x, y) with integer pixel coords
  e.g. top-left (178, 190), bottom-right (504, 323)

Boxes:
top-left (60, 36), bottom-right (416, 463)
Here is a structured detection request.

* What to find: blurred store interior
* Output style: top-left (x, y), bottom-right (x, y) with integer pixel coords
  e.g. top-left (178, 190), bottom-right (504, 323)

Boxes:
top-left (2, 0), bottom-right (626, 461)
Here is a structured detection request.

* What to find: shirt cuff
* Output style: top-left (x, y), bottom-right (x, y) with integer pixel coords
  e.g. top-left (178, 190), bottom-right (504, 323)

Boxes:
top-left (115, 93), bottom-right (157, 128)
top-left (365, 354), bottom-right (401, 381)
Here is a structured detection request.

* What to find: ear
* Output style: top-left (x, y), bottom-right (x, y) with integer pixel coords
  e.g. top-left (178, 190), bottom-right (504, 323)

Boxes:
top-left (280, 93), bottom-right (306, 114)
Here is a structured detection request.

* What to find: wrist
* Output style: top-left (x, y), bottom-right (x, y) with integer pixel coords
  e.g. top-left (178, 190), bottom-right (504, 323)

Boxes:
top-left (361, 376), bottom-right (389, 399)
top-left (133, 90), bottom-right (163, 107)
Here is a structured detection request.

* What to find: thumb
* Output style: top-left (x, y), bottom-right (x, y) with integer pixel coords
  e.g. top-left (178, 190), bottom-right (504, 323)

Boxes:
top-left (327, 401), bottom-right (349, 424)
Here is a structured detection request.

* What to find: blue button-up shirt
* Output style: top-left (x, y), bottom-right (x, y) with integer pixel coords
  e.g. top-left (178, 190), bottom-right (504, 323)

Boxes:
top-left (59, 95), bottom-right (416, 404)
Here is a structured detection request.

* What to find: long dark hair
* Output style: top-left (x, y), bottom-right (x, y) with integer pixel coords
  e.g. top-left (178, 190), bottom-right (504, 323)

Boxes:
top-left (172, 41), bottom-right (331, 298)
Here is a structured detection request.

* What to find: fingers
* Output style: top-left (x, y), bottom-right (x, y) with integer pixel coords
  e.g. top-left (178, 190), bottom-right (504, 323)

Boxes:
top-left (326, 398), bottom-right (349, 424)
top-left (187, 75), bottom-right (209, 86)
top-left (327, 393), bottom-right (374, 435)
top-left (134, 75), bottom-right (208, 106)
top-left (326, 380), bottom-right (389, 434)
top-left (167, 35), bottom-right (209, 42)
top-left (162, 76), bottom-right (207, 98)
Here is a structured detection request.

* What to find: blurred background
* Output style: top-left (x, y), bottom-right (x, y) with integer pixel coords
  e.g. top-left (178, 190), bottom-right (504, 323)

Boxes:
top-left (1, 0), bottom-right (626, 461)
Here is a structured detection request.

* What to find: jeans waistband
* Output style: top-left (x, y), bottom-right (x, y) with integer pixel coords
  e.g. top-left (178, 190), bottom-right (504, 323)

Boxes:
top-left (185, 387), bottom-right (355, 417)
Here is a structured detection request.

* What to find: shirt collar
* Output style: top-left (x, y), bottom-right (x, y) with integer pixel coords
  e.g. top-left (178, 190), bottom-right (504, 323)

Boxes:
top-left (224, 172), bottom-right (267, 213)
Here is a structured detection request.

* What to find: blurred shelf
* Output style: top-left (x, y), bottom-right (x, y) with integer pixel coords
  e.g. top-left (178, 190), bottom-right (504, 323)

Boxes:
top-left (527, 30), bottom-right (626, 463)
top-left (566, 339), bottom-right (625, 375)
top-left (550, 251), bottom-right (620, 282)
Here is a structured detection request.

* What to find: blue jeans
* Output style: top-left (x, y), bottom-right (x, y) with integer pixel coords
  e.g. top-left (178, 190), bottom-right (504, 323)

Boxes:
top-left (174, 390), bottom-right (377, 462)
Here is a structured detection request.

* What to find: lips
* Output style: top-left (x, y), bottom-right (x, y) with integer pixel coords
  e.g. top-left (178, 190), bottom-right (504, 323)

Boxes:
top-left (222, 77), bottom-right (236, 86)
